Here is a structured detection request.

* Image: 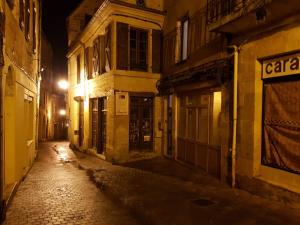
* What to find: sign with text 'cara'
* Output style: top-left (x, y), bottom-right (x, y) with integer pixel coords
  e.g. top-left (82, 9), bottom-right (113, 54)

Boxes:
top-left (262, 52), bottom-right (300, 79)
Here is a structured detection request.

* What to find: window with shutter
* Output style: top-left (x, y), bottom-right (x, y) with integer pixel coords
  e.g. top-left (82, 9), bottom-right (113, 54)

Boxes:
top-left (117, 22), bottom-right (129, 70)
top-left (116, 23), bottom-right (149, 72)
top-left (130, 28), bottom-right (148, 71)
top-left (152, 30), bottom-right (162, 73)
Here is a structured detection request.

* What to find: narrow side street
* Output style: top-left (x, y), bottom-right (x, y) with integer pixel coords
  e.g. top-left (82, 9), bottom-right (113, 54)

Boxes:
top-left (4, 141), bottom-right (300, 225)
top-left (3, 142), bottom-right (141, 225)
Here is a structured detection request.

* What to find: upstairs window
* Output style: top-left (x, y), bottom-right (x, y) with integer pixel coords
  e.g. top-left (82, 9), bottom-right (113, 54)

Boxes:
top-left (181, 18), bottom-right (189, 61)
top-left (130, 28), bottom-right (148, 71)
top-left (116, 23), bottom-right (153, 72)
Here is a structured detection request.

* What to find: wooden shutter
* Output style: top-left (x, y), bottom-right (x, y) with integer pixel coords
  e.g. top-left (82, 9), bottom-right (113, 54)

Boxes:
top-left (32, 2), bottom-right (36, 52)
top-left (152, 30), bottom-right (162, 73)
top-left (105, 24), bottom-right (112, 71)
top-left (88, 47), bottom-right (93, 78)
top-left (188, 17), bottom-right (196, 55)
top-left (84, 47), bottom-right (93, 79)
top-left (25, 0), bottom-right (30, 39)
top-left (100, 35), bottom-right (105, 74)
top-left (117, 22), bottom-right (129, 70)
top-left (92, 37), bottom-right (100, 77)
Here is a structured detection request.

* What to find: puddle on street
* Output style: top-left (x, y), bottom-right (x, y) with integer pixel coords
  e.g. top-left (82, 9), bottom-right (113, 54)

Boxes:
top-left (57, 146), bottom-right (70, 163)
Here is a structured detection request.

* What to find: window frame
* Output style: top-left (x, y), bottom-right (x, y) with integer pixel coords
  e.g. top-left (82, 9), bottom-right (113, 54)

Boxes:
top-left (129, 27), bottom-right (148, 72)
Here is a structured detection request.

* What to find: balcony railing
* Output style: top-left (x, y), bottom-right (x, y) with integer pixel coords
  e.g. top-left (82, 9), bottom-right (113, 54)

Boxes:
top-left (207, 0), bottom-right (267, 25)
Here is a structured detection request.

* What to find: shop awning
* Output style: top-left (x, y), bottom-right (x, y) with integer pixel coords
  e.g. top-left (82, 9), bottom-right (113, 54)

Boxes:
top-left (157, 58), bottom-right (232, 95)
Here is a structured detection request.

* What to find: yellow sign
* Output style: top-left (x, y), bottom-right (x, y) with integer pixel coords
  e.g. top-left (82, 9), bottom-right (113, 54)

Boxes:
top-left (262, 52), bottom-right (300, 79)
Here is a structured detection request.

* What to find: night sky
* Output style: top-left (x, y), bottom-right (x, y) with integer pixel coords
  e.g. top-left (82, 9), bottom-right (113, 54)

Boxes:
top-left (42, 0), bottom-right (82, 77)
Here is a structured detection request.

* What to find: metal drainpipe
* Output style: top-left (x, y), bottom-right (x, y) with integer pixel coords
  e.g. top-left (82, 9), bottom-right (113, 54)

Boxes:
top-left (228, 45), bottom-right (239, 188)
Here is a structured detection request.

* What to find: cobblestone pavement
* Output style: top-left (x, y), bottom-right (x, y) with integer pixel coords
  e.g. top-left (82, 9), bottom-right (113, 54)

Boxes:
top-left (3, 142), bottom-right (141, 225)
top-left (66, 144), bottom-right (300, 225)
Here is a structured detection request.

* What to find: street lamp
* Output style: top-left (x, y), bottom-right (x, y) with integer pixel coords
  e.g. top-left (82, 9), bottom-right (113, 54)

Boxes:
top-left (59, 109), bottom-right (66, 116)
top-left (58, 79), bottom-right (69, 90)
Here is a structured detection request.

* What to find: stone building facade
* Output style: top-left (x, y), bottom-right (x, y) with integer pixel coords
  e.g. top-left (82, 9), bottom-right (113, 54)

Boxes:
top-left (158, 0), bottom-right (232, 181)
top-left (67, 0), bottom-right (164, 162)
top-left (0, 0), bottom-right (41, 216)
top-left (67, 0), bottom-right (300, 200)
top-left (207, 0), bottom-right (300, 198)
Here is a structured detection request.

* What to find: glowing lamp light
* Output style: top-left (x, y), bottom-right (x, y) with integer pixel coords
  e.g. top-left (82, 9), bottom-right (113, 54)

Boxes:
top-left (58, 80), bottom-right (69, 90)
top-left (59, 109), bottom-right (66, 116)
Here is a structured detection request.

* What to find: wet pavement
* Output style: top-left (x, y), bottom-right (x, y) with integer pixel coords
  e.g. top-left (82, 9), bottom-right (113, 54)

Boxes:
top-left (3, 142), bottom-right (141, 225)
top-left (5, 141), bottom-right (300, 225)
top-left (70, 143), bottom-right (300, 225)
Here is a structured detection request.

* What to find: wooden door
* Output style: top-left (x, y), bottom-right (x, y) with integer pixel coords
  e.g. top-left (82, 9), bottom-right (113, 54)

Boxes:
top-left (78, 101), bottom-right (84, 146)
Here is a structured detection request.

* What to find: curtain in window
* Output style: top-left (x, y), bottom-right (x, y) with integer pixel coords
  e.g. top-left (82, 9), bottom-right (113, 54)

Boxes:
top-left (263, 79), bottom-right (300, 174)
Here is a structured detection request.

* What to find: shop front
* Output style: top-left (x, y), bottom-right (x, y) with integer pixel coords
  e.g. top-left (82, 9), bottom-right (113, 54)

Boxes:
top-left (159, 59), bottom-right (232, 179)
top-left (177, 91), bottom-right (222, 178)
top-left (261, 52), bottom-right (300, 176)
top-left (236, 25), bottom-right (300, 195)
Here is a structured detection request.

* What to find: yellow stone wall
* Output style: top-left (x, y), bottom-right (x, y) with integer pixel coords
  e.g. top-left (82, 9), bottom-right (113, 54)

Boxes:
top-left (1, 0), bottom-right (41, 196)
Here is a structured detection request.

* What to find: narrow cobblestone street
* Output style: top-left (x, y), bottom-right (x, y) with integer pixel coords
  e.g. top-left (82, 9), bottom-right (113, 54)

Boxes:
top-left (3, 142), bottom-right (141, 225)
top-left (4, 141), bottom-right (300, 225)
